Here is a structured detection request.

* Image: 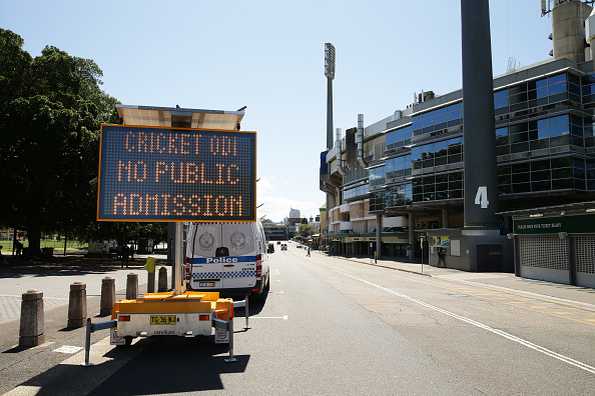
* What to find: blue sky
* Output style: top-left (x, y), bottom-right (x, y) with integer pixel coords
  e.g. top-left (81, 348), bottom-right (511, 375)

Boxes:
top-left (1, 1), bottom-right (553, 222)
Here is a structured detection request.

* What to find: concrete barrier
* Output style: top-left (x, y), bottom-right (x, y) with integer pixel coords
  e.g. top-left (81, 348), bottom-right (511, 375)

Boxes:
top-left (67, 282), bottom-right (86, 328)
top-left (158, 267), bottom-right (168, 292)
top-left (126, 273), bottom-right (138, 299)
top-left (19, 290), bottom-right (44, 347)
top-left (100, 277), bottom-right (115, 316)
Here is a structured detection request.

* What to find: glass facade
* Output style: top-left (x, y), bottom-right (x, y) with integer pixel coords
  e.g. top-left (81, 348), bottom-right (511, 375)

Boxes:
top-left (412, 172), bottom-right (463, 202)
top-left (369, 166), bottom-right (385, 191)
top-left (412, 102), bottom-right (463, 137)
top-left (385, 154), bottom-right (411, 183)
top-left (384, 183), bottom-right (412, 207)
top-left (386, 125), bottom-right (413, 151)
top-left (411, 137), bottom-right (463, 169)
top-left (343, 183), bottom-right (369, 201)
top-left (588, 160), bottom-right (595, 190)
top-left (495, 114), bottom-right (585, 155)
top-left (494, 72), bottom-right (578, 115)
top-left (497, 157), bottom-right (586, 194)
top-left (348, 70), bottom-right (594, 212)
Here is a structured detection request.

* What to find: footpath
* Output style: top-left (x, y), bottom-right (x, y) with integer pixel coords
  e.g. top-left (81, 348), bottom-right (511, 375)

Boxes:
top-left (323, 252), bottom-right (595, 313)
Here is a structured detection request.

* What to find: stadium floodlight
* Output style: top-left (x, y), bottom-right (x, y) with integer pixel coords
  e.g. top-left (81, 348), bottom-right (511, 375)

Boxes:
top-left (324, 43), bottom-right (335, 80)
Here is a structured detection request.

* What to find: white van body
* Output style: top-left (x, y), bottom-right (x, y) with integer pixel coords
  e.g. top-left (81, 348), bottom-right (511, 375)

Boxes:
top-left (185, 222), bottom-right (270, 297)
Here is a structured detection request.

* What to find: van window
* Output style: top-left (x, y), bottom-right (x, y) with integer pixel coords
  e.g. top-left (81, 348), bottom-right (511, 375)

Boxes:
top-left (221, 223), bottom-right (256, 256)
top-left (188, 223), bottom-right (220, 258)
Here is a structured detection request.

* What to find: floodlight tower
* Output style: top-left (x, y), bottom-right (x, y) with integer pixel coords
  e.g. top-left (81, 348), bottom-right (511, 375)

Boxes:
top-left (324, 43), bottom-right (336, 150)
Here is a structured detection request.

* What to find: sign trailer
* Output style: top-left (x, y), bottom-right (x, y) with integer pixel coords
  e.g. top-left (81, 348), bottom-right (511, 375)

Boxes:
top-left (86, 122), bottom-right (256, 365)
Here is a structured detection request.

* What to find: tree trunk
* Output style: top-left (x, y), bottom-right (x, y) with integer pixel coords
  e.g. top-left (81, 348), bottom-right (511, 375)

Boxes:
top-left (27, 224), bottom-right (42, 256)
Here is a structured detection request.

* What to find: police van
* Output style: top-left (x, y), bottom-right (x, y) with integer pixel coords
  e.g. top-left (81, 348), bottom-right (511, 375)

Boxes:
top-left (185, 222), bottom-right (270, 299)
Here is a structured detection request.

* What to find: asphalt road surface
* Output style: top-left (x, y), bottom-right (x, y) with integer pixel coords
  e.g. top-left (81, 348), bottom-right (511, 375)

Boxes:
top-left (3, 243), bottom-right (595, 395)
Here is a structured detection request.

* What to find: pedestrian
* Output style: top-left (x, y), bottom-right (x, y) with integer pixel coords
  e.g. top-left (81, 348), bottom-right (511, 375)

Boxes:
top-left (121, 245), bottom-right (130, 269)
top-left (306, 246), bottom-right (311, 257)
top-left (15, 240), bottom-right (23, 256)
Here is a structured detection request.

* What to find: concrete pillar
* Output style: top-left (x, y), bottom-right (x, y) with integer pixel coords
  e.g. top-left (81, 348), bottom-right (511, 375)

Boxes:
top-left (442, 208), bottom-right (448, 229)
top-left (126, 273), bottom-right (138, 299)
top-left (19, 290), bottom-right (44, 347)
top-left (408, 213), bottom-right (415, 260)
top-left (99, 277), bottom-right (115, 317)
top-left (375, 213), bottom-right (382, 259)
top-left (158, 267), bottom-right (168, 292)
top-left (67, 282), bottom-right (86, 328)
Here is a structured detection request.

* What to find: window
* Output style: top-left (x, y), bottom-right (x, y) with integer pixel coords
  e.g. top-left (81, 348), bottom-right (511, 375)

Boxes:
top-left (498, 157), bottom-right (581, 194)
top-left (368, 166), bottom-right (385, 191)
top-left (386, 126), bottom-right (413, 151)
top-left (384, 183), bottom-right (412, 207)
top-left (385, 154), bottom-right (411, 181)
top-left (411, 137), bottom-right (463, 169)
top-left (411, 171), bottom-right (463, 203)
top-left (494, 90), bottom-right (508, 110)
top-left (537, 115), bottom-right (569, 139)
top-left (412, 102), bottom-right (463, 136)
top-left (343, 184), bottom-right (369, 201)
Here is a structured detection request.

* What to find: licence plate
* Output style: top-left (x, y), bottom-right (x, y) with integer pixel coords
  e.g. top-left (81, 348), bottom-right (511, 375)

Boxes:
top-left (199, 281), bottom-right (216, 287)
top-left (150, 315), bottom-right (177, 325)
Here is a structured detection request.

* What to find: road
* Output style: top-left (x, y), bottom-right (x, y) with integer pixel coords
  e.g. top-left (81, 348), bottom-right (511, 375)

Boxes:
top-left (3, 243), bottom-right (595, 395)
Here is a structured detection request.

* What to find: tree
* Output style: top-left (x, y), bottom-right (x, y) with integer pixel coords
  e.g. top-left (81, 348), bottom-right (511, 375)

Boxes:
top-left (0, 29), bottom-right (118, 254)
top-left (298, 223), bottom-right (314, 238)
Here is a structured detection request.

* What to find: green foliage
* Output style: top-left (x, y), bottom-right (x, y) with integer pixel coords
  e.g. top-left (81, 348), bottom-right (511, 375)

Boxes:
top-left (0, 28), bottom-right (120, 253)
top-left (298, 223), bottom-right (314, 237)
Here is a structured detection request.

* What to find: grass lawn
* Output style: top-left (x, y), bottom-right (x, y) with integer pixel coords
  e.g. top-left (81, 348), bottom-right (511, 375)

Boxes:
top-left (0, 238), bottom-right (87, 254)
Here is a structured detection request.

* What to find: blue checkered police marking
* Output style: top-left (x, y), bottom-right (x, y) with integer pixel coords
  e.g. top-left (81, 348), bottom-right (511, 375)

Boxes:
top-left (189, 256), bottom-right (257, 264)
top-left (192, 270), bottom-right (256, 280)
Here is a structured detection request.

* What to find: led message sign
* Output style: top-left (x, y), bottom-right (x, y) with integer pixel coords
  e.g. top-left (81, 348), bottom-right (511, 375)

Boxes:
top-left (97, 125), bottom-right (256, 222)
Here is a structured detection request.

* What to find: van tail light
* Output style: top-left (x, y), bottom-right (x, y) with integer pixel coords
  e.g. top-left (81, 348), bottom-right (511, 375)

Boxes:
top-left (118, 315), bottom-right (131, 322)
top-left (198, 314), bottom-right (210, 321)
top-left (184, 257), bottom-right (191, 280)
top-left (255, 254), bottom-right (262, 278)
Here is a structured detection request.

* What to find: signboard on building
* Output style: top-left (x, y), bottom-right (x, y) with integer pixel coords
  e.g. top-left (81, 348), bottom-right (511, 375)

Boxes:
top-left (513, 214), bottom-right (595, 235)
top-left (97, 124), bottom-right (256, 222)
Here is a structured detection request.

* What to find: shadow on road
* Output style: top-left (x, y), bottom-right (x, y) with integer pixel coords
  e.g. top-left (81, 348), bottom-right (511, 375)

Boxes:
top-left (14, 336), bottom-right (249, 395)
top-left (232, 289), bottom-right (270, 317)
top-left (0, 256), bottom-right (151, 279)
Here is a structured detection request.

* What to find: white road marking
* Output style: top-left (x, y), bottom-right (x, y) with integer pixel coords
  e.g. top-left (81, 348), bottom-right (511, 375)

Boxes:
top-left (52, 345), bottom-right (83, 354)
top-left (250, 315), bottom-right (288, 320)
top-left (338, 270), bottom-right (595, 376)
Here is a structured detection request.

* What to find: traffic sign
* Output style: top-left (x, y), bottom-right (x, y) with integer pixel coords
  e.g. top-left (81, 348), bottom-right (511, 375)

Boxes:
top-left (97, 124), bottom-right (256, 222)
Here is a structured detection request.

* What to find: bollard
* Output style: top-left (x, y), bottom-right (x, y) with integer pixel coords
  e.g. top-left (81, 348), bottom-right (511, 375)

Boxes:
top-left (19, 290), bottom-right (44, 347)
top-left (158, 267), bottom-right (168, 292)
top-left (145, 257), bottom-right (156, 293)
top-left (99, 277), bottom-right (115, 317)
top-left (126, 273), bottom-right (138, 300)
top-left (67, 282), bottom-right (86, 328)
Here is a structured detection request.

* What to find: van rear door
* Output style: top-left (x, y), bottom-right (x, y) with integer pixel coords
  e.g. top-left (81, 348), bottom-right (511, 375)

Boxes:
top-left (220, 223), bottom-right (257, 289)
top-left (188, 223), bottom-right (225, 290)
